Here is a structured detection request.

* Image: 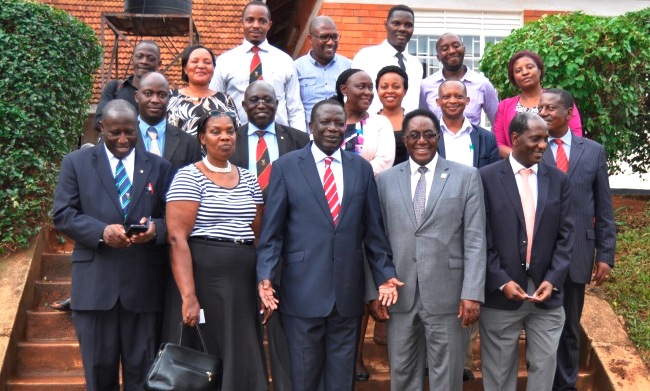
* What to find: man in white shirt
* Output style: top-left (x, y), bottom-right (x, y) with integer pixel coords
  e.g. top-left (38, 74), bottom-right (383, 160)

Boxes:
top-left (352, 4), bottom-right (422, 114)
top-left (209, 0), bottom-right (306, 131)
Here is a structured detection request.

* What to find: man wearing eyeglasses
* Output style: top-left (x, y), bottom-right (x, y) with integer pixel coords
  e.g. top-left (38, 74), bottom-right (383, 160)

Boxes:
top-left (294, 16), bottom-right (351, 131)
top-left (210, 0), bottom-right (306, 131)
top-left (372, 109), bottom-right (486, 391)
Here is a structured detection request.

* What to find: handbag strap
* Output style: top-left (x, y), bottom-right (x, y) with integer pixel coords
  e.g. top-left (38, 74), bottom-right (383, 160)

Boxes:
top-left (177, 321), bottom-right (209, 353)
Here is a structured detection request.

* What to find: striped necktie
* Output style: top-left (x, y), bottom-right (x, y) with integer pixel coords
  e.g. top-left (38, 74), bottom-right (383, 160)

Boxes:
top-left (323, 157), bottom-right (340, 225)
top-left (250, 46), bottom-right (263, 84)
top-left (395, 52), bottom-right (406, 72)
top-left (554, 139), bottom-right (569, 173)
top-left (115, 159), bottom-right (132, 219)
top-left (255, 130), bottom-right (271, 200)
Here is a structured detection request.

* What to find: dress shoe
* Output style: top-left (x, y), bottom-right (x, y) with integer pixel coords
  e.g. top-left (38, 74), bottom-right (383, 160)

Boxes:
top-left (463, 368), bottom-right (475, 381)
top-left (355, 371), bottom-right (370, 382)
top-left (50, 297), bottom-right (71, 311)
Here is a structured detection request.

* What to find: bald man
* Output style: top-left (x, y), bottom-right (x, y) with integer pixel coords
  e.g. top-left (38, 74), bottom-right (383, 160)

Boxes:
top-left (294, 16), bottom-right (351, 130)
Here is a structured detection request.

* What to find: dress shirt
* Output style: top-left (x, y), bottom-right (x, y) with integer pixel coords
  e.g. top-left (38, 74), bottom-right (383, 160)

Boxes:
top-left (408, 154), bottom-right (438, 205)
top-left (352, 40), bottom-right (423, 113)
top-left (441, 117), bottom-right (474, 167)
top-left (312, 143), bottom-right (344, 201)
top-left (247, 122), bottom-right (280, 176)
top-left (547, 129), bottom-right (572, 162)
top-left (210, 39), bottom-right (306, 132)
top-left (419, 67), bottom-right (499, 126)
top-left (104, 144), bottom-right (135, 183)
top-left (138, 116), bottom-right (166, 156)
top-left (294, 53), bottom-right (352, 131)
top-left (509, 154), bottom-right (538, 209)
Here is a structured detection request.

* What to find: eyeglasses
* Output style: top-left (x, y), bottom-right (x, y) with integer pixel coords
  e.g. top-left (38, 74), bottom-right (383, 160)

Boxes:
top-left (247, 97), bottom-right (276, 105)
top-left (197, 109), bottom-right (238, 132)
top-left (404, 131), bottom-right (439, 141)
top-left (310, 33), bottom-right (341, 43)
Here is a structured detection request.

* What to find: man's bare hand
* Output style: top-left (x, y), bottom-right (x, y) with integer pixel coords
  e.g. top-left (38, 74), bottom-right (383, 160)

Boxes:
top-left (130, 217), bottom-right (156, 244)
top-left (529, 281), bottom-right (554, 303)
top-left (458, 299), bottom-right (480, 327)
top-left (591, 262), bottom-right (611, 286)
top-left (102, 224), bottom-right (131, 248)
top-left (258, 279), bottom-right (279, 310)
top-left (369, 299), bottom-right (390, 321)
top-left (502, 281), bottom-right (528, 302)
top-left (378, 277), bottom-right (405, 306)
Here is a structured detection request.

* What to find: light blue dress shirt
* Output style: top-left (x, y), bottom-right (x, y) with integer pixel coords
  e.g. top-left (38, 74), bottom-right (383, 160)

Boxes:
top-left (138, 116), bottom-right (166, 156)
top-left (247, 122), bottom-right (280, 176)
top-left (547, 129), bottom-right (572, 161)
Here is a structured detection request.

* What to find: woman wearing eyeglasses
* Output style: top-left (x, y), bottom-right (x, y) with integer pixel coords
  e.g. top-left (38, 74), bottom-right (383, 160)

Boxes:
top-left (164, 110), bottom-right (268, 390)
top-left (167, 44), bottom-right (240, 138)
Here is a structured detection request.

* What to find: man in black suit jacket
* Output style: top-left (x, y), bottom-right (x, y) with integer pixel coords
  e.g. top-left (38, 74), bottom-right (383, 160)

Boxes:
top-left (135, 72), bottom-right (201, 174)
top-left (479, 112), bottom-right (574, 391)
top-left (539, 89), bottom-right (616, 391)
top-left (53, 100), bottom-right (172, 391)
top-left (229, 80), bottom-right (309, 391)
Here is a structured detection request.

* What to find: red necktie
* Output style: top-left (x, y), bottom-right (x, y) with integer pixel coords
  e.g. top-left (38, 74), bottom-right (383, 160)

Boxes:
top-left (554, 139), bottom-right (569, 173)
top-left (323, 157), bottom-right (340, 225)
top-left (250, 46), bottom-right (263, 84)
top-left (256, 131), bottom-right (271, 199)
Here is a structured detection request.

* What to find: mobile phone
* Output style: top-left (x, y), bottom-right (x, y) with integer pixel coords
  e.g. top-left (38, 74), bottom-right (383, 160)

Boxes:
top-left (124, 222), bottom-right (149, 236)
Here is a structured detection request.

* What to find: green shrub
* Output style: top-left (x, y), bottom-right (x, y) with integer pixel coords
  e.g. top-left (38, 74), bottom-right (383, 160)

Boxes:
top-left (0, 0), bottom-right (101, 252)
top-left (480, 9), bottom-right (650, 173)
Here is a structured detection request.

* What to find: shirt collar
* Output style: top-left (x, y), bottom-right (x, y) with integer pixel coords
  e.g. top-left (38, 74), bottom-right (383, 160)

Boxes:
top-left (243, 39), bottom-right (271, 52)
top-left (509, 153), bottom-right (538, 176)
top-left (408, 153), bottom-right (438, 175)
top-left (308, 51), bottom-right (337, 68)
top-left (138, 116), bottom-right (166, 137)
top-left (248, 121), bottom-right (276, 135)
top-left (440, 117), bottom-right (473, 136)
top-left (548, 129), bottom-right (572, 147)
top-left (379, 40), bottom-right (407, 59)
top-left (104, 143), bottom-right (136, 163)
top-left (311, 142), bottom-right (342, 164)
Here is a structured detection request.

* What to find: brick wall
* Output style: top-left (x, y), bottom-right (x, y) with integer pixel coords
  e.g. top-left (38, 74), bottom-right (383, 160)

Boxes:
top-left (524, 9), bottom-right (564, 24)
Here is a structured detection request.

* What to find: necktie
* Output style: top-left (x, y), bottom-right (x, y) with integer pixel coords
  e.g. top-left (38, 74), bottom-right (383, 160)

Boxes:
top-left (413, 166), bottom-right (428, 225)
top-left (250, 46), bottom-right (263, 84)
top-left (147, 126), bottom-right (161, 156)
top-left (519, 168), bottom-right (536, 267)
top-left (554, 139), bottom-right (569, 173)
top-left (255, 131), bottom-right (271, 200)
top-left (115, 159), bottom-right (132, 220)
top-left (396, 52), bottom-right (406, 72)
top-left (323, 157), bottom-right (340, 225)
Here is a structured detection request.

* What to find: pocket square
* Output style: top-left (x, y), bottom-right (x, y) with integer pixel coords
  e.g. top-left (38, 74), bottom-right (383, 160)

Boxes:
top-left (147, 182), bottom-right (154, 195)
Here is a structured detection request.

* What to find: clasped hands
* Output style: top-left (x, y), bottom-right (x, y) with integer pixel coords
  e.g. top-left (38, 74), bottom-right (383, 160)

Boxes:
top-left (102, 217), bottom-right (156, 248)
top-left (503, 280), bottom-right (553, 304)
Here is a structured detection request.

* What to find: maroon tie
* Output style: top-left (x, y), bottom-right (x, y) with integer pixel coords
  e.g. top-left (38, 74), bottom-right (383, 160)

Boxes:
top-left (323, 157), bottom-right (340, 225)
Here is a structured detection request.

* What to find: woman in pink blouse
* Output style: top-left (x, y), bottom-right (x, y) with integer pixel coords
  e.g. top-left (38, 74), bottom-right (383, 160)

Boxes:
top-left (493, 50), bottom-right (582, 158)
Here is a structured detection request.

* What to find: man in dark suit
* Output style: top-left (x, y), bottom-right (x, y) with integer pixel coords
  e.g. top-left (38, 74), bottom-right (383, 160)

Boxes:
top-left (53, 100), bottom-right (172, 391)
top-left (479, 111), bottom-right (574, 391)
top-left (436, 79), bottom-right (498, 381)
top-left (538, 89), bottom-right (616, 391)
top-left (257, 99), bottom-right (403, 391)
top-left (134, 71), bottom-right (201, 174)
top-left (229, 80), bottom-right (309, 391)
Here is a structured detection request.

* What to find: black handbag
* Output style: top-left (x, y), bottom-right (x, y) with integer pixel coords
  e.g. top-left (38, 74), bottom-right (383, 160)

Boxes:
top-left (145, 322), bottom-right (222, 391)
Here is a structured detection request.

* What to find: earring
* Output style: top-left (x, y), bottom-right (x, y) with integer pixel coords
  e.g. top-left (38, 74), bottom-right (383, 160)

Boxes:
top-left (343, 94), bottom-right (348, 104)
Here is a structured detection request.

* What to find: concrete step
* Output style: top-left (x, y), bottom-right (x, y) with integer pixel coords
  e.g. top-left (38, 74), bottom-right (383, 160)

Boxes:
top-left (25, 311), bottom-right (76, 341)
top-left (6, 376), bottom-right (86, 391)
top-left (33, 281), bottom-right (71, 311)
top-left (15, 342), bottom-right (82, 377)
top-left (40, 253), bottom-right (72, 282)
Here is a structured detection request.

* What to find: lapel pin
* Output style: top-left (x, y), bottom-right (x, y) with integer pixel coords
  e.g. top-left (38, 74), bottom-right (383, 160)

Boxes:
top-left (281, 136), bottom-right (284, 140)
top-left (441, 173), bottom-right (448, 179)
top-left (140, 169), bottom-right (144, 173)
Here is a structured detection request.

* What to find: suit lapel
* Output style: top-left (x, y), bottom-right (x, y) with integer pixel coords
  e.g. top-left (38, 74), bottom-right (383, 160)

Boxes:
top-left (470, 126), bottom-right (480, 168)
top-left (128, 149), bottom-right (150, 220)
top-left (500, 159), bottom-right (526, 229)
top-left (337, 152), bottom-right (357, 227)
top-left (163, 124), bottom-right (180, 161)
top-left (436, 133), bottom-right (447, 159)
top-left (298, 145), bottom-right (333, 224)
top-left (418, 157), bottom-right (449, 227)
top-left (233, 125), bottom-right (250, 169)
top-left (93, 143), bottom-right (124, 214)
top-left (567, 133), bottom-right (584, 177)
top-left (398, 163), bottom-right (418, 228)
top-left (541, 146), bottom-right (556, 168)
top-left (276, 124), bottom-right (290, 156)
top-left (534, 164), bottom-right (549, 235)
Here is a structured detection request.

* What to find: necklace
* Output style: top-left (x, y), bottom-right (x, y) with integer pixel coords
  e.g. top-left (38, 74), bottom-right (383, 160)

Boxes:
top-left (202, 157), bottom-right (232, 173)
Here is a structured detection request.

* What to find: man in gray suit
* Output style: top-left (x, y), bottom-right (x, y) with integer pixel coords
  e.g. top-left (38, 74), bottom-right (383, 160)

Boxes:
top-left (372, 108), bottom-right (486, 391)
top-left (539, 89), bottom-right (616, 391)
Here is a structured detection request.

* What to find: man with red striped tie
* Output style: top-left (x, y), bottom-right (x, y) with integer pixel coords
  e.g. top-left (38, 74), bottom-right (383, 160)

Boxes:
top-left (257, 99), bottom-right (404, 391)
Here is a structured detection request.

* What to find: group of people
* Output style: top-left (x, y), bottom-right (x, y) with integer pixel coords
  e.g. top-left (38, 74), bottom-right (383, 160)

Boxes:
top-left (51, 1), bottom-right (616, 391)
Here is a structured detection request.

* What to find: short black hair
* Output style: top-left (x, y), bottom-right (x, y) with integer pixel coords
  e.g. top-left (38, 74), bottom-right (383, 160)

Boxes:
top-left (181, 44), bottom-right (216, 83)
top-left (375, 65), bottom-right (409, 91)
top-left (439, 79), bottom-right (467, 95)
top-left (333, 68), bottom-right (364, 104)
top-left (509, 111), bottom-right (544, 138)
top-left (134, 40), bottom-right (161, 57)
top-left (242, 0), bottom-right (271, 20)
top-left (311, 99), bottom-right (345, 124)
top-left (387, 4), bottom-right (414, 20)
top-left (543, 88), bottom-right (574, 110)
top-left (402, 109), bottom-right (440, 135)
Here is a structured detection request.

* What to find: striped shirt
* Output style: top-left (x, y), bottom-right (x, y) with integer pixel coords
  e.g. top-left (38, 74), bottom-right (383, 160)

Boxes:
top-left (167, 164), bottom-right (263, 240)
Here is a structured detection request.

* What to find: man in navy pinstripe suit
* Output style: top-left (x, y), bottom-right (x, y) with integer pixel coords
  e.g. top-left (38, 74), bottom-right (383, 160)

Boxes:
top-left (539, 89), bottom-right (616, 391)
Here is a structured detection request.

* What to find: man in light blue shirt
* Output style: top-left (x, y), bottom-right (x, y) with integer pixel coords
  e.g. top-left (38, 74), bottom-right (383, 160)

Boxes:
top-left (294, 16), bottom-right (351, 131)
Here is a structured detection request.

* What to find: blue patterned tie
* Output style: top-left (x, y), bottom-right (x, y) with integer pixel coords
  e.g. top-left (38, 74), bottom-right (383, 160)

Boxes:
top-left (115, 159), bottom-right (132, 219)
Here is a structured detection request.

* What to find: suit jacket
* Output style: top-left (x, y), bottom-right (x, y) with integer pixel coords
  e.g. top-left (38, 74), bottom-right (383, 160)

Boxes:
top-left (230, 122), bottom-right (310, 168)
top-left (136, 122), bottom-right (201, 175)
top-left (479, 159), bottom-right (574, 310)
top-left (542, 133), bottom-right (616, 284)
top-left (256, 143), bottom-right (397, 318)
top-left (376, 158), bottom-right (486, 315)
top-left (52, 143), bottom-right (173, 312)
top-left (437, 123), bottom-right (499, 169)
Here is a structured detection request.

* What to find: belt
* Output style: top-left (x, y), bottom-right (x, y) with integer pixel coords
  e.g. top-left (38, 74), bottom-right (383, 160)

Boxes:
top-left (192, 236), bottom-right (254, 246)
